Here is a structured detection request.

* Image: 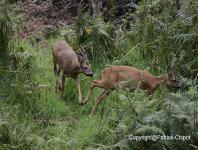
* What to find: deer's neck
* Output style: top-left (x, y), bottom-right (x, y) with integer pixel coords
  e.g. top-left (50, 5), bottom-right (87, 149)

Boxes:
top-left (152, 74), bottom-right (167, 89)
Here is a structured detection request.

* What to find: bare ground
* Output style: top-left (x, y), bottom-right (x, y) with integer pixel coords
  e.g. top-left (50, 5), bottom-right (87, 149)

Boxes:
top-left (14, 0), bottom-right (76, 38)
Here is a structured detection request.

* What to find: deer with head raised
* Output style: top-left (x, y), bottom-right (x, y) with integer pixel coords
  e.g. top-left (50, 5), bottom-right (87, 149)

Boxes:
top-left (82, 65), bottom-right (181, 114)
top-left (52, 41), bottom-right (93, 104)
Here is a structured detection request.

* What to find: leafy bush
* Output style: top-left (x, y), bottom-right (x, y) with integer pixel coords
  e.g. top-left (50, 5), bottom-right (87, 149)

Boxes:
top-left (129, 0), bottom-right (198, 78)
top-left (75, 15), bottom-right (117, 63)
top-left (112, 86), bottom-right (198, 150)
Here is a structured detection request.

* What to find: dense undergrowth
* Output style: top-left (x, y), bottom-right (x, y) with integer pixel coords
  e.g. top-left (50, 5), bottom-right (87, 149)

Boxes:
top-left (0, 0), bottom-right (198, 149)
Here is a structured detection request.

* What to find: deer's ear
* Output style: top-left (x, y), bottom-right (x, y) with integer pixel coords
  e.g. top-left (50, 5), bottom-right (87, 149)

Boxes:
top-left (167, 64), bottom-right (172, 72)
top-left (167, 56), bottom-right (176, 71)
top-left (77, 54), bottom-right (83, 62)
top-left (82, 48), bottom-right (87, 55)
top-left (79, 45), bottom-right (87, 55)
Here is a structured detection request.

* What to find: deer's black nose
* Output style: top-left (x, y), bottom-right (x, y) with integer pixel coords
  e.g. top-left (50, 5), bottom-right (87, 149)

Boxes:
top-left (88, 73), bottom-right (93, 77)
top-left (177, 83), bottom-right (182, 88)
top-left (175, 81), bottom-right (182, 89)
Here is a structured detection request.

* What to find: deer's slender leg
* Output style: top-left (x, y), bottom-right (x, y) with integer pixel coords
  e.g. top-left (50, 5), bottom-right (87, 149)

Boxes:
top-left (53, 55), bottom-right (58, 75)
top-left (54, 64), bottom-right (57, 75)
top-left (75, 76), bottom-right (83, 104)
top-left (55, 67), bottom-right (61, 92)
top-left (91, 90), bottom-right (109, 115)
top-left (61, 73), bottom-right (66, 96)
top-left (82, 83), bottom-right (95, 105)
top-left (82, 80), bottom-right (105, 105)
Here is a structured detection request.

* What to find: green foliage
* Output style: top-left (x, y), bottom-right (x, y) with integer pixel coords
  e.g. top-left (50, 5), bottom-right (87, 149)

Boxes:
top-left (43, 26), bottom-right (61, 39)
top-left (121, 88), bottom-right (198, 150)
top-left (75, 15), bottom-right (117, 63)
top-left (0, 6), bottom-right (12, 75)
top-left (129, 0), bottom-right (198, 77)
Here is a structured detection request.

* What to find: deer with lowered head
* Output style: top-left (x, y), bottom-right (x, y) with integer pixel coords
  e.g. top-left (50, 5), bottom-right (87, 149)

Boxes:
top-left (52, 41), bottom-right (93, 104)
top-left (82, 65), bottom-right (181, 114)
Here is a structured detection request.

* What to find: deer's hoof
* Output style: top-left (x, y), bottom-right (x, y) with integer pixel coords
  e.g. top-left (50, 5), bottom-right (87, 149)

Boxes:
top-left (90, 111), bottom-right (96, 116)
top-left (79, 102), bottom-right (84, 106)
top-left (58, 85), bottom-right (62, 91)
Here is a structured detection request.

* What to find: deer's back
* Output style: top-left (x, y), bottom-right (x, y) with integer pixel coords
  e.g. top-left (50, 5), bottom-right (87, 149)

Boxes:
top-left (100, 66), bottom-right (156, 89)
top-left (52, 41), bottom-right (80, 74)
top-left (102, 66), bottom-right (140, 81)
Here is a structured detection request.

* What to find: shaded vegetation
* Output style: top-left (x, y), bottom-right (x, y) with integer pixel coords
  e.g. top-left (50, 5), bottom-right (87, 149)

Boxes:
top-left (0, 5), bottom-right (12, 75)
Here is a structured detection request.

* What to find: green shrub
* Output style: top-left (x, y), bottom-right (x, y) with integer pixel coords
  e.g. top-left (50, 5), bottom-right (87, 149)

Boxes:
top-left (128, 0), bottom-right (198, 78)
top-left (75, 15), bottom-right (117, 63)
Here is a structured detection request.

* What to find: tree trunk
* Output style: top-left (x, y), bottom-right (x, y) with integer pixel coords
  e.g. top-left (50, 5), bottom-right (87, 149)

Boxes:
top-left (91, 0), bottom-right (102, 18)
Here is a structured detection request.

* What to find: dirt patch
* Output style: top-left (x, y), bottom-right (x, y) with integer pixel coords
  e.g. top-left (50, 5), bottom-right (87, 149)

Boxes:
top-left (18, 0), bottom-right (76, 38)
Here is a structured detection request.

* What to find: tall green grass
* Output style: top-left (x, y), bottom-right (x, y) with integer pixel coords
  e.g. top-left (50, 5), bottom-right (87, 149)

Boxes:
top-left (129, 0), bottom-right (198, 78)
top-left (0, 5), bottom-right (12, 76)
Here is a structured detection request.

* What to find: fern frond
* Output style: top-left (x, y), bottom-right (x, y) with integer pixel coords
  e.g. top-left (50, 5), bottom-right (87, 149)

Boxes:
top-left (135, 125), bottom-right (165, 135)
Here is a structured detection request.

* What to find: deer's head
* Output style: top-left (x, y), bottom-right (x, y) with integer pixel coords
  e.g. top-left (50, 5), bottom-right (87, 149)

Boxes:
top-left (77, 47), bottom-right (93, 77)
top-left (165, 65), bottom-right (181, 88)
